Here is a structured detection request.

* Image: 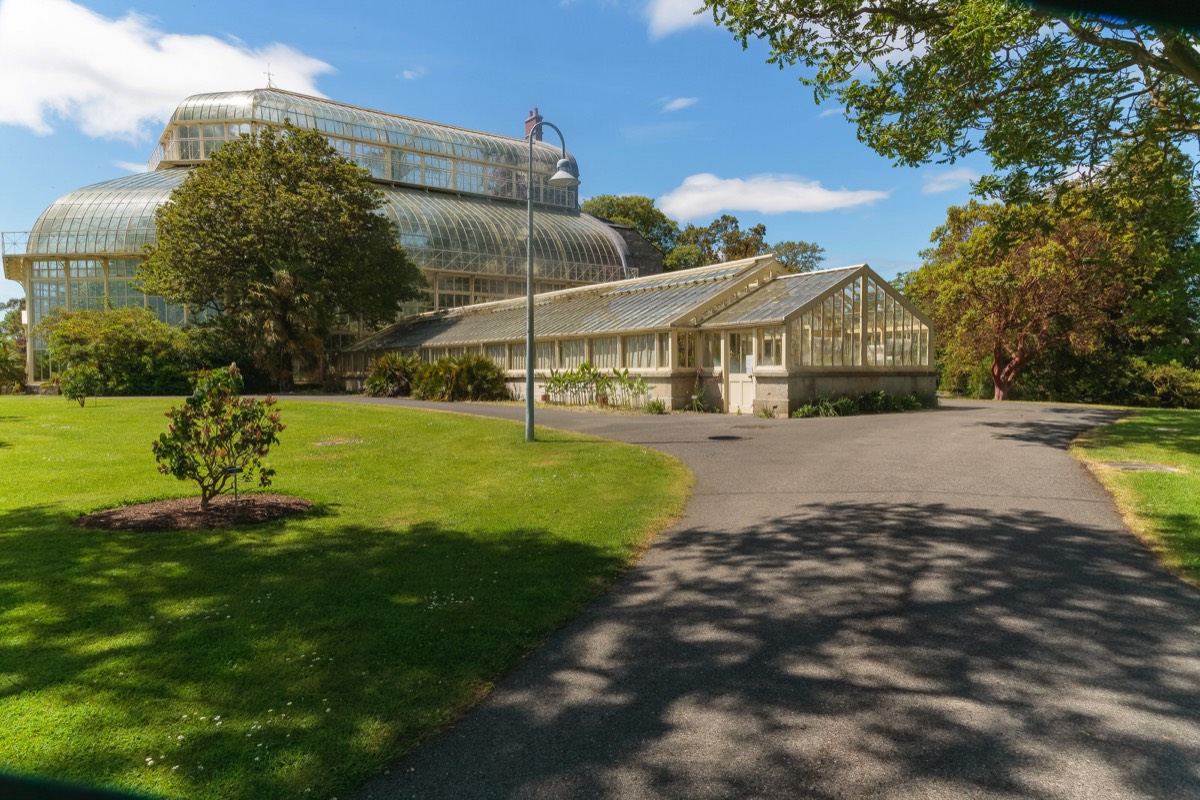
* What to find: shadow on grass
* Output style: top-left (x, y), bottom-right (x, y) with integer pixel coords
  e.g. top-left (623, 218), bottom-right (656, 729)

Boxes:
top-left (0, 506), bottom-right (626, 800)
top-left (366, 500), bottom-right (1200, 800)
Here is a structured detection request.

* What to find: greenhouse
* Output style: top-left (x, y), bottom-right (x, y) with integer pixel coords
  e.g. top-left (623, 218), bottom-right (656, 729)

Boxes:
top-left (2, 89), bottom-right (660, 383)
top-left (343, 256), bottom-right (936, 414)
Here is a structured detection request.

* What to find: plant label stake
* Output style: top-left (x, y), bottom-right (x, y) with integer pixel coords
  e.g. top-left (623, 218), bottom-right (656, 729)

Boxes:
top-left (223, 466), bottom-right (243, 514)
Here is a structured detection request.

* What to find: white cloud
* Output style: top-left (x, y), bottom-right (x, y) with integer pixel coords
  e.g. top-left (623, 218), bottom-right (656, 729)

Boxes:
top-left (922, 167), bottom-right (979, 194)
top-left (647, 0), bottom-right (706, 38)
top-left (400, 66), bottom-right (427, 80)
top-left (661, 96), bottom-right (698, 112)
top-left (659, 173), bottom-right (888, 220)
top-left (817, 107), bottom-right (844, 119)
top-left (112, 160), bottom-right (149, 173)
top-left (0, 0), bottom-right (333, 141)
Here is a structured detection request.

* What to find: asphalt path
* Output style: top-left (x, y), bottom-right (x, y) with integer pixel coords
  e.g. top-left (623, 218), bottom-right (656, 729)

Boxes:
top-left (323, 397), bottom-right (1200, 800)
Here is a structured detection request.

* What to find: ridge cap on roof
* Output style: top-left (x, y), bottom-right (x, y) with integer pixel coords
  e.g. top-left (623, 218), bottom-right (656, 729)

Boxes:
top-left (175, 88), bottom-right (565, 152)
top-left (772, 263), bottom-right (867, 280)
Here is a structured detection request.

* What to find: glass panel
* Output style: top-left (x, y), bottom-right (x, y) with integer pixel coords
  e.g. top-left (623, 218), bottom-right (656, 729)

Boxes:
top-left (485, 344), bottom-right (507, 368)
top-left (759, 326), bottom-right (783, 366)
top-left (72, 280), bottom-right (107, 310)
top-left (622, 334), bottom-right (655, 369)
top-left (701, 333), bottom-right (722, 369)
top-left (592, 337), bottom-right (618, 369)
top-left (676, 332), bottom-right (695, 369)
top-left (561, 339), bottom-right (586, 369)
top-left (509, 343), bottom-right (526, 371)
top-left (107, 259), bottom-right (139, 277)
top-left (728, 332), bottom-right (748, 373)
top-left (30, 281), bottom-right (66, 325)
top-left (536, 341), bottom-right (557, 369)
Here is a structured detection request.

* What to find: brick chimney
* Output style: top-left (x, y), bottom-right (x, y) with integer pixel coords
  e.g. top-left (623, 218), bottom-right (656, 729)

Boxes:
top-left (524, 107), bottom-right (543, 141)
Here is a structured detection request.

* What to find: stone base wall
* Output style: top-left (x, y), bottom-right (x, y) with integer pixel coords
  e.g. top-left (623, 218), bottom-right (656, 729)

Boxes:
top-left (347, 370), bottom-right (936, 415)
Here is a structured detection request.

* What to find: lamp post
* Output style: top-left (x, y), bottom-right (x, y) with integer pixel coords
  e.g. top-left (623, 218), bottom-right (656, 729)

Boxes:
top-left (525, 121), bottom-right (580, 442)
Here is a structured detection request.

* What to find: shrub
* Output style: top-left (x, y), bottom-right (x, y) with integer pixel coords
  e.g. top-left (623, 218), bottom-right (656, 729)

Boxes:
top-left (791, 390), bottom-right (936, 419)
top-left (151, 364), bottom-right (285, 511)
top-left (411, 355), bottom-right (508, 402)
top-left (0, 339), bottom-right (24, 394)
top-left (1135, 360), bottom-right (1200, 409)
top-left (365, 352), bottom-right (420, 397)
top-left (60, 363), bottom-right (103, 407)
top-left (540, 363), bottom-right (651, 409)
top-left (39, 307), bottom-right (189, 395)
top-left (646, 399), bottom-right (668, 415)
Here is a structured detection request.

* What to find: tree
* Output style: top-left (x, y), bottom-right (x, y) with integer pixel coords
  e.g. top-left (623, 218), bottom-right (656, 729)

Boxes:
top-left (907, 140), bottom-right (1200, 403)
top-left (677, 214), bottom-right (770, 263)
top-left (1003, 141), bottom-right (1200, 403)
top-left (60, 364), bottom-right (103, 407)
top-left (907, 199), bottom-right (1129, 400)
top-left (0, 299), bottom-right (25, 392)
top-left (669, 214), bottom-right (825, 272)
top-left (152, 365), bottom-right (285, 512)
top-left (772, 239), bottom-right (826, 273)
top-left (140, 124), bottom-right (425, 388)
top-left (702, 0), bottom-right (1200, 193)
top-left (581, 195), bottom-right (680, 253)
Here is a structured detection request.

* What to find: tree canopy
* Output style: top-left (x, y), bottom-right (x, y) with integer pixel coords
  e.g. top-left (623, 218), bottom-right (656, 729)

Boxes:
top-left (581, 195), bottom-right (680, 253)
top-left (585, 198), bottom-right (827, 273)
top-left (702, 0), bottom-right (1200, 194)
top-left (140, 124), bottom-right (425, 387)
top-left (904, 142), bottom-right (1200, 401)
top-left (674, 214), bottom-right (826, 272)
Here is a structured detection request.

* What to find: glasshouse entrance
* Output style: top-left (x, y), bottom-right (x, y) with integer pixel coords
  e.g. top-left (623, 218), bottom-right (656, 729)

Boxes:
top-left (342, 255), bottom-right (936, 415)
top-left (725, 332), bottom-right (755, 414)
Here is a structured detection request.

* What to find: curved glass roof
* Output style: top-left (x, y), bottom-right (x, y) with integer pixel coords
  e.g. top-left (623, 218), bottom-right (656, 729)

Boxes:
top-left (152, 90), bottom-right (578, 208)
top-left (379, 190), bottom-right (628, 283)
top-left (26, 170), bottom-right (187, 256)
top-left (22, 168), bottom-right (628, 285)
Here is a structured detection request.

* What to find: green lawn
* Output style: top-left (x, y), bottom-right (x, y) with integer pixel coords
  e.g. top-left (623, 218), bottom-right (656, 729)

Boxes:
top-left (0, 397), bottom-right (691, 799)
top-left (1071, 408), bottom-right (1200, 587)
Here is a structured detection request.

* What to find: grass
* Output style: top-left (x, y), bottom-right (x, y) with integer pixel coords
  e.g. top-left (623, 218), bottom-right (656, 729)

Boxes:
top-left (1071, 407), bottom-right (1200, 588)
top-left (0, 397), bottom-right (691, 800)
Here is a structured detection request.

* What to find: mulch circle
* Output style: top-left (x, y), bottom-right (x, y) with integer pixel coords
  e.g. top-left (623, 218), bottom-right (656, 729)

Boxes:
top-left (74, 494), bottom-right (314, 532)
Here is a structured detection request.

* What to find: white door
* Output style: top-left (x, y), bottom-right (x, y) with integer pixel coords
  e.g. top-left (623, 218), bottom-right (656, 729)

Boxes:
top-left (726, 332), bottom-right (755, 413)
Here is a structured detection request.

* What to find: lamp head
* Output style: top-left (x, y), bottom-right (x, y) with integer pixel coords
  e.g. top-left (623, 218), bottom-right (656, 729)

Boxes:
top-left (548, 157), bottom-right (581, 188)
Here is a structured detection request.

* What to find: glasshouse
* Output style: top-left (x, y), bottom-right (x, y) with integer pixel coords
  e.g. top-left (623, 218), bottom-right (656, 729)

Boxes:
top-left (342, 255), bottom-right (936, 414)
top-left (2, 89), bottom-right (661, 383)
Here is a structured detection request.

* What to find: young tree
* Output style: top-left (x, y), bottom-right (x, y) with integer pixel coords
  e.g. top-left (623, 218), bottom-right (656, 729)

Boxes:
top-left (702, 1), bottom-right (1200, 194)
top-left (140, 124), bottom-right (425, 388)
top-left (60, 364), bottom-right (103, 407)
top-left (580, 195), bottom-right (680, 253)
top-left (152, 365), bottom-right (285, 512)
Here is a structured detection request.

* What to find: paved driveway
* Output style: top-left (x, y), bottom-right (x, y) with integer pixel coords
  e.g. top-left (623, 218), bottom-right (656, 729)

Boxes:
top-left (336, 398), bottom-right (1200, 800)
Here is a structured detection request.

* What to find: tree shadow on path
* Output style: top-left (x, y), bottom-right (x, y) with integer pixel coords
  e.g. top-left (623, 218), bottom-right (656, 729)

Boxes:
top-left (362, 499), bottom-right (1200, 800)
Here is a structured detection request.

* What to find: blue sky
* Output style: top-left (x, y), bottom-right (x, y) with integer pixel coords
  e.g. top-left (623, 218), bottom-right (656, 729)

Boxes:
top-left (0, 0), bottom-right (989, 304)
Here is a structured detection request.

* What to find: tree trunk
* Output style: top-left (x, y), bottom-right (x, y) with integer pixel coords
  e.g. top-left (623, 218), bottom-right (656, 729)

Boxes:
top-left (991, 352), bottom-right (1024, 401)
